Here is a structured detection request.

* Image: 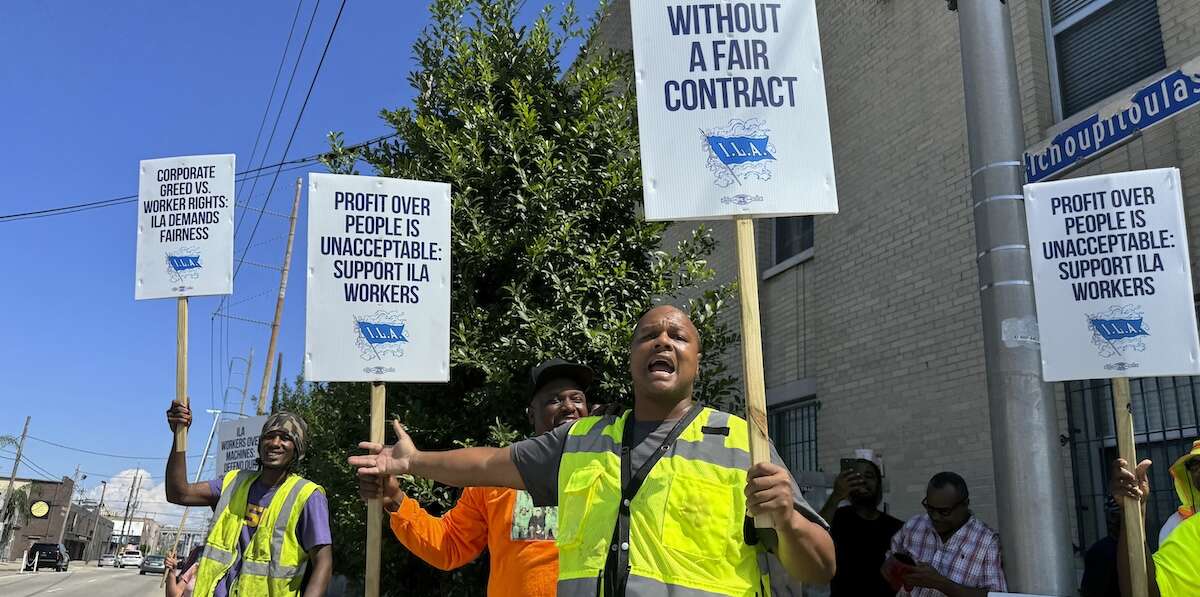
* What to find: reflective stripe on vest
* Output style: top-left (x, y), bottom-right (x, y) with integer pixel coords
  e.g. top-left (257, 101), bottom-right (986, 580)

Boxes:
top-left (556, 407), bottom-right (768, 597)
top-left (191, 470), bottom-right (322, 597)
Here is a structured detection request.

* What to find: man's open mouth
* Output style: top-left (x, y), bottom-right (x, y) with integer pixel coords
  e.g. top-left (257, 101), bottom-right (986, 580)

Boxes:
top-left (648, 356), bottom-right (676, 375)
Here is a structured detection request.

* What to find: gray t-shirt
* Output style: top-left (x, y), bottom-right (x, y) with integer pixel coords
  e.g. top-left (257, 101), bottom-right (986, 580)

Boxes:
top-left (510, 411), bottom-right (827, 530)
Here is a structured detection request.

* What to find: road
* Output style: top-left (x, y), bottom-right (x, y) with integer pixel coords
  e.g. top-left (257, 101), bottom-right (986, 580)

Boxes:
top-left (0, 565), bottom-right (166, 597)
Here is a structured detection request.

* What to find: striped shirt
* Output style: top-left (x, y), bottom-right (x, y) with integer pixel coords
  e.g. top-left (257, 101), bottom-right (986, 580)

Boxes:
top-left (888, 514), bottom-right (1007, 597)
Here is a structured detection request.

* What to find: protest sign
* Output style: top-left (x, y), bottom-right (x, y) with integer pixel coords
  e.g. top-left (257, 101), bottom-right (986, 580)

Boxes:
top-left (304, 173), bottom-right (451, 382)
top-left (631, 0), bottom-right (837, 221)
top-left (136, 154), bottom-right (234, 299)
top-left (1024, 168), bottom-right (1200, 381)
top-left (214, 415), bottom-right (268, 476)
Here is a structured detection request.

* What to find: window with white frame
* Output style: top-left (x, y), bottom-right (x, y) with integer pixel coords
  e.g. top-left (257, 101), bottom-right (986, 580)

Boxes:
top-left (1044, 0), bottom-right (1166, 118)
top-left (773, 216), bottom-right (813, 266)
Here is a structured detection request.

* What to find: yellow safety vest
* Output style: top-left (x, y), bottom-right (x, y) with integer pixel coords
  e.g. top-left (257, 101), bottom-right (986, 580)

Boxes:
top-left (556, 406), bottom-right (771, 597)
top-left (193, 470), bottom-right (323, 597)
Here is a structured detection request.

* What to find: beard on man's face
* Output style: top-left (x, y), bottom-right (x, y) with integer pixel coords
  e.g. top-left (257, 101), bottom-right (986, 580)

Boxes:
top-left (849, 491), bottom-right (880, 508)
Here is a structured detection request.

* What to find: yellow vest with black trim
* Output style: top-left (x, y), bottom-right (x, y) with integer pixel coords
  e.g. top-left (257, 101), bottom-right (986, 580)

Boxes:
top-left (556, 407), bottom-right (771, 597)
top-left (193, 470), bottom-right (323, 597)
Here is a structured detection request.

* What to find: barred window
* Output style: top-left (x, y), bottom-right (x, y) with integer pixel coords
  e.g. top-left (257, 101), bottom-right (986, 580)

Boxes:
top-left (1064, 376), bottom-right (1200, 552)
top-left (768, 398), bottom-right (820, 472)
top-left (1044, 0), bottom-right (1166, 118)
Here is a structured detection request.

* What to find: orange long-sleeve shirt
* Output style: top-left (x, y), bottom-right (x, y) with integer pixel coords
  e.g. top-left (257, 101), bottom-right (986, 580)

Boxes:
top-left (389, 486), bottom-right (559, 596)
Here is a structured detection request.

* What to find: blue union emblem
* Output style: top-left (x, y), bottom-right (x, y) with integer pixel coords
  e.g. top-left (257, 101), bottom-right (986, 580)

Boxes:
top-left (354, 311), bottom-right (409, 361)
top-left (168, 255), bottom-right (202, 271)
top-left (1087, 305), bottom-right (1150, 358)
top-left (702, 118), bottom-right (777, 189)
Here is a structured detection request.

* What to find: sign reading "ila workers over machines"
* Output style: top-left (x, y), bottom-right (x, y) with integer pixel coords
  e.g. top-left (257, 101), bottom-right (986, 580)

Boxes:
top-left (1025, 59), bottom-right (1200, 183)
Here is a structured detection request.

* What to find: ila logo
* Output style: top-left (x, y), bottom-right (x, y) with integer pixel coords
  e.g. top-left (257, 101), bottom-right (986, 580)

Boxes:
top-left (354, 311), bottom-right (409, 362)
top-left (702, 118), bottom-right (777, 189)
top-left (1087, 305), bottom-right (1150, 359)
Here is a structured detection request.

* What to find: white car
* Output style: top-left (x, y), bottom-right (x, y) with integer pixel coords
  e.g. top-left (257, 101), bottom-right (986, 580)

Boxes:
top-left (98, 553), bottom-right (117, 567)
top-left (118, 550), bottom-right (143, 568)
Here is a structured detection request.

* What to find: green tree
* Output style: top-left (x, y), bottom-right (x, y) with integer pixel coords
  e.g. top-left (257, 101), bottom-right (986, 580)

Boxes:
top-left (291, 0), bottom-right (737, 593)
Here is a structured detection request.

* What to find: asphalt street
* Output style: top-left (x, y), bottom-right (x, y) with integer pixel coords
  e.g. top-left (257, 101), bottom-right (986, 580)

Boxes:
top-left (0, 564), bottom-right (166, 597)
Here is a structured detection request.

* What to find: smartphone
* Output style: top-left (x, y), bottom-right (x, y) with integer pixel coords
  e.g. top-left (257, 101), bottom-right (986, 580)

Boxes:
top-left (840, 458), bottom-right (857, 472)
top-left (893, 552), bottom-right (915, 566)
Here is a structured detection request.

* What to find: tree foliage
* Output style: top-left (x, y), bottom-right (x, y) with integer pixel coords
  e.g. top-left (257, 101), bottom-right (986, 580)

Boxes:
top-left (289, 0), bottom-right (738, 593)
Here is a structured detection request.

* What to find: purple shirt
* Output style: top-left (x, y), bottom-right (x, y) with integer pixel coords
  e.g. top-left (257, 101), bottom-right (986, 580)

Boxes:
top-left (206, 476), bottom-right (331, 597)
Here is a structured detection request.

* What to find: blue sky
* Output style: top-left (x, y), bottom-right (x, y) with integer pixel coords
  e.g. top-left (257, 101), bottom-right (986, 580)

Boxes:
top-left (0, 0), bottom-right (598, 523)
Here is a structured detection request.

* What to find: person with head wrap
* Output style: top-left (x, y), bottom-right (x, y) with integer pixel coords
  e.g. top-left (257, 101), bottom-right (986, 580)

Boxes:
top-left (164, 402), bottom-right (332, 597)
top-left (1110, 439), bottom-right (1200, 596)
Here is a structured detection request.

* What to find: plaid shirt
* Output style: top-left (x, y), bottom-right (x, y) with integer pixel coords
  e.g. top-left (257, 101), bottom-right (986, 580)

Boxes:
top-left (888, 514), bottom-right (1007, 597)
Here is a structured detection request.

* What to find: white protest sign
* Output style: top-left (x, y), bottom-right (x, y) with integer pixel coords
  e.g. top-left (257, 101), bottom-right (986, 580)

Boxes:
top-left (1025, 168), bottom-right (1200, 381)
top-left (305, 173), bottom-right (451, 382)
top-left (631, 0), bottom-right (837, 221)
top-left (214, 415), bottom-right (268, 476)
top-left (136, 154), bottom-right (235, 299)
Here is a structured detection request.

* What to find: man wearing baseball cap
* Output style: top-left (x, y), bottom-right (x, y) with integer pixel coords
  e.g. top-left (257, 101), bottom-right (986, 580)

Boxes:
top-left (358, 358), bottom-right (594, 596)
top-left (165, 404), bottom-right (332, 597)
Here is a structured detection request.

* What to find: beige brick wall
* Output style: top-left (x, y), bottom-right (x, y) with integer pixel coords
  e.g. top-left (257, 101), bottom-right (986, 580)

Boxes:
top-left (594, 0), bottom-right (1200, 538)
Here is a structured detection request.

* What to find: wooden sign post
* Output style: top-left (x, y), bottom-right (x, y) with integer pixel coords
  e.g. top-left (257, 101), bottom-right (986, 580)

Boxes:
top-left (305, 174), bottom-right (452, 597)
top-left (1113, 377), bottom-right (1148, 597)
top-left (175, 297), bottom-right (189, 450)
top-left (735, 217), bottom-right (775, 536)
top-left (365, 382), bottom-right (386, 597)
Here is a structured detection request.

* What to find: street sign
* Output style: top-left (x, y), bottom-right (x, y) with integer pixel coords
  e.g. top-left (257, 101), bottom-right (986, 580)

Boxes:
top-left (1024, 168), bottom-right (1200, 381)
top-left (631, 0), bottom-right (837, 221)
top-left (136, 154), bottom-right (235, 299)
top-left (304, 173), bottom-right (452, 382)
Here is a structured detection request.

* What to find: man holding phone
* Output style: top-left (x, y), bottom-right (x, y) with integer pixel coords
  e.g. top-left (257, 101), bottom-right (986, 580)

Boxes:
top-left (884, 472), bottom-right (1006, 597)
top-left (819, 456), bottom-right (902, 596)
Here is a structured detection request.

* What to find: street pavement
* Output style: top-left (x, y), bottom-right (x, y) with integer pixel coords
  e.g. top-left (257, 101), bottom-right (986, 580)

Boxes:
top-left (0, 564), bottom-right (166, 597)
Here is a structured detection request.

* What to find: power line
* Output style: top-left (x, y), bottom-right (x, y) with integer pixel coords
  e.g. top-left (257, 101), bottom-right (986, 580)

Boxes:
top-left (232, 0), bottom-right (347, 286)
top-left (236, 0), bottom-right (307, 207)
top-left (26, 435), bottom-right (203, 460)
top-left (0, 159), bottom-right (315, 223)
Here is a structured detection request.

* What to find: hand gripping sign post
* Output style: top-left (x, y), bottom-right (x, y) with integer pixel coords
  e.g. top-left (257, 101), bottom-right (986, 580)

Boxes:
top-left (631, 0), bottom-right (837, 540)
top-left (305, 173), bottom-right (451, 597)
top-left (136, 154), bottom-right (235, 451)
top-left (1025, 168), bottom-right (1200, 597)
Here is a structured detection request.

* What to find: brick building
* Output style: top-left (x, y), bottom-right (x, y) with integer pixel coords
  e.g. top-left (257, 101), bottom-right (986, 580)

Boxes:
top-left (0, 476), bottom-right (113, 562)
top-left (595, 0), bottom-right (1200, 561)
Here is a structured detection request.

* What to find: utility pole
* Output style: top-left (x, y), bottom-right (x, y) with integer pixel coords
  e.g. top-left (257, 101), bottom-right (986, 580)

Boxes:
top-left (953, 1), bottom-right (1073, 594)
top-left (0, 416), bottom-right (30, 562)
top-left (84, 480), bottom-right (107, 563)
top-left (258, 178), bottom-right (302, 416)
top-left (56, 465), bottom-right (81, 545)
top-left (117, 470), bottom-right (141, 551)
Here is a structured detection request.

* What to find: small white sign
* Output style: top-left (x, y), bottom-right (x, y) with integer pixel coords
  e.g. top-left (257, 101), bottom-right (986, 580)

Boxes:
top-left (631, 0), bottom-right (837, 221)
top-left (304, 173), bottom-right (451, 382)
top-left (1024, 168), bottom-right (1200, 381)
top-left (136, 154), bottom-right (235, 299)
top-left (214, 415), bottom-right (268, 476)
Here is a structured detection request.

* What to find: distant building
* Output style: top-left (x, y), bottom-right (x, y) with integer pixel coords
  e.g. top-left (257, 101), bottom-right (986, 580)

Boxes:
top-left (0, 476), bottom-right (113, 562)
top-left (110, 516), bottom-right (162, 555)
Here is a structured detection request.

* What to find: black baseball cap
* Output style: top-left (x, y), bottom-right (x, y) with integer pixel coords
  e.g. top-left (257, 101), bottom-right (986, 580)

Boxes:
top-left (529, 358), bottom-right (594, 395)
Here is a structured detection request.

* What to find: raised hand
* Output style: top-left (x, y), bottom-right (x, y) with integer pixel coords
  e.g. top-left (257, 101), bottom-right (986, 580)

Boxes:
top-left (348, 419), bottom-right (419, 476)
top-left (1110, 457), bottom-right (1152, 503)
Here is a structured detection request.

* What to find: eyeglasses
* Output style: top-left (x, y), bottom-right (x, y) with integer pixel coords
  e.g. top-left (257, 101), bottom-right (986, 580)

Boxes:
top-left (922, 497), bottom-right (966, 517)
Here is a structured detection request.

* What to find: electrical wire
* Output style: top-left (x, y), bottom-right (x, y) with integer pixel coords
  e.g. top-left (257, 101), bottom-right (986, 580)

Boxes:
top-left (26, 436), bottom-right (203, 460)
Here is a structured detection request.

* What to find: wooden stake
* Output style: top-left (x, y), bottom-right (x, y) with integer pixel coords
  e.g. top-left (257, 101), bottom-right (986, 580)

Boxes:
top-left (734, 217), bottom-right (774, 533)
top-left (258, 178), bottom-right (303, 415)
top-left (175, 297), bottom-right (189, 451)
top-left (1113, 377), bottom-right (1149, 597)
top-left (365, 381), bottom-right (386, 597)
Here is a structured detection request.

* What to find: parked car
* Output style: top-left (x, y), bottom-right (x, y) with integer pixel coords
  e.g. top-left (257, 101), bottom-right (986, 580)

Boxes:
top-left (24, 543), bottom-right (69, 572)
top-left (97, 553), bottom-right (117, 567)
top-left (118, 549), bottom-right (143, 568)
top-left (139, 555), bottom-right (167, 575)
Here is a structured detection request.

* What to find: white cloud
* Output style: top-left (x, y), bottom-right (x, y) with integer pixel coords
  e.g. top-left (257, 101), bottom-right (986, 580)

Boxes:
top-left (84, 468), bottom-right (211, 529)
